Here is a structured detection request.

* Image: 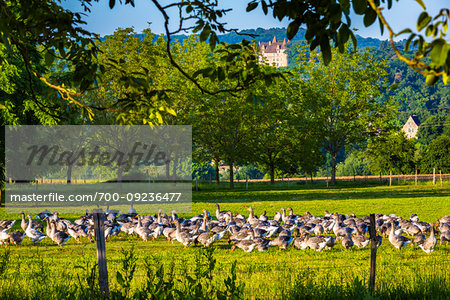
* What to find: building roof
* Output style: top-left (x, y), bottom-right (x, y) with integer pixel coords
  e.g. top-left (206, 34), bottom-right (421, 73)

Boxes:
top-left (409, 115), bottom-right (421, 126)
top-left (258, 36), bottom-right (287, 53)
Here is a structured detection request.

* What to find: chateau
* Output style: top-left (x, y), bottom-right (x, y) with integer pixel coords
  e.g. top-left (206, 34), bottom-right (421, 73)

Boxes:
top-left (258, 36), bottom-right (288, 67)
top-left (402, 115), bottom-right (421, 139)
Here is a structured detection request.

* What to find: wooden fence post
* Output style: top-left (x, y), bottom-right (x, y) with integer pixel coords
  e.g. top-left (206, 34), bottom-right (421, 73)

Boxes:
top-left (389, 171), bottom-right (392, 186)
top-left (195, 178), bottom-right (198, 191)
top-left (433, 168), bottom-right (436, 185)
top-left (369, 213), bottom-right (377, 293)
top-left (246, 175), bottom-right (248, 190)
top-left (415, 169), bottom-right (418, 186)
top-left (93, 209), bottom-right (109, 297)
top-left (440, 170), bottom-right (443, 187)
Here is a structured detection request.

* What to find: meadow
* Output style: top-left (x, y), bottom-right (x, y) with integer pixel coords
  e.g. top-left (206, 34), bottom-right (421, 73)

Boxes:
top-left (0, 181), bottom-right (449, 299)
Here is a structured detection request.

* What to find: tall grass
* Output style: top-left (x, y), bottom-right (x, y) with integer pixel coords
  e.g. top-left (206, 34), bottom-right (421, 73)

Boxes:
top-left (0, 246), bottom-right (448, 299)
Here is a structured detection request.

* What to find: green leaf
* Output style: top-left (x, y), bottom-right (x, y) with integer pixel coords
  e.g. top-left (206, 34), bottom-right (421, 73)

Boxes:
top-left (262, 0), bottom-right (268, 14)
top-left (415, 0), bottom-right (426, 10)
top-left (363, 9), bottom-right (377, 27)
top-left (44, 49), bottom-right (55, 67)
top-left (387, 0), bottom-right (393, 9)
top-left (378, 17), bottom-right (384, 35)
top-left (396, 28), bottom-right (412, 37)
top-left (320, 38), bottom-right (332, 65)
top-left (228, 44), bottom-right (242, 50)
top-left (109, 0), bottom-right (115, 9)
top-left (430, 39), bottom-right (448, 66)
top-left (0, 104), bottom-right (6, 110)
top-left (417, 12), bottom-right (431, 31)
top-left (349, 31), bottom-right (357, 50)
top-left (425, 73), bottom-right (439, 86)
top-left (246, 2), bottom-right (258, 12)
top-left (287, 22), bottom-right (300, 40)
top-left (200, 25), bottom-right (211, 42)
top-left (404, 33), bottom-right (416, 52)
top-left (186, 5), bottom-right (193, 13)
top-left (353, 0), bottom-right (367, 15)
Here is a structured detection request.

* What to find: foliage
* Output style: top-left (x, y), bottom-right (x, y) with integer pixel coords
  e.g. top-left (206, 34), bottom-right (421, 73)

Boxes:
top-left (417, 114), bottom-right (450, 145)
top-left (420, 135), bottom-right (450, 173)
top-left (294, 46), bottom-right (396, 183)
top-left (336, 153), bottom-right (371, 177)
top-left (364, 132), bottom-right (417, 175)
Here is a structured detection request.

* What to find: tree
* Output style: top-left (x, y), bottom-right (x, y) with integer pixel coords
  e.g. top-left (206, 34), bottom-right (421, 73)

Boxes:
top-left (336, 153), bottom-right (371, 177)
top-left (416, 114), bottom-right (450, 145)
top-left (295, 46), bottom-right (396, 184)
top-left (420, 135), bottom-right (450, 173)
top-left (250, 75), bottom-right (299, 184)
top-left (0, 0), bottom-right (448, 119)
top-left (364, 132), bottom-right (416, 175)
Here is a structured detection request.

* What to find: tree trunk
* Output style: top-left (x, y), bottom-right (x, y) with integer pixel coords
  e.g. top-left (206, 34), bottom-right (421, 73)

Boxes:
top-left (165, 161), bottom-right (170, 180)
top-left (117, 164), bottom-right (123, 189)
top-left (229, 161), bottom-right (234, 190)
top-left (270, 163), bottom-right (275, 185)
top-left (331, 153), bottom-right (337, 184)
top-left (214, 158), bottom-right (220, 184)
top-left (172, 153), bottom-right (178, 186)
top-left (66, 164), bottom-right (73, 184)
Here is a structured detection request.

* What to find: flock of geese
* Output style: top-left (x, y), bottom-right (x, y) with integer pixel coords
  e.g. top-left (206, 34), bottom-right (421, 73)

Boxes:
top-left (0, 204), bottom-right (449, 254)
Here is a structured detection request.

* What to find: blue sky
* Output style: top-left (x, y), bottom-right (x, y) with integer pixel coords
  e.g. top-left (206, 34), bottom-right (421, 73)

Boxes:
top-left (64, 1), bottom-right (447, 40)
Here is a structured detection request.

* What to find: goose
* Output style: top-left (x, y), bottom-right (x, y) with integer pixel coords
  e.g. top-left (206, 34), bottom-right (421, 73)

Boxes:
top-left (332, 215), bottom-right (353, 240)
top-left (341, 234), bottom-right (354, 250)
top-left (8, 231), bottom-right (26, 245)
top-left (231, 239), bottom-right (257, 253)
top-left (412, 234), bottom-right (426, 246)
top-left (352, 235), bottom-right (370, 249)
top-left (173, 219), bottom-right (198, 247)
top-left (438, 215), bottom-right (450, 223)
top-left (0, 220), bottom-right (16, 232)
top-left (313, 224), bottom-right (324, 236)
top-left (215, 204), bottom-right (231, 220)
top-left (197, 215), bottom-right (227, 247)
top-left (259, 211), bottom-right (268, 222)
top-left (105, 204), bottom-right (120, 217)
top-left (135, 216), bottom-right (152, 242)
top-left (127, 203), bottom-right (137, 217)
top-left (25, 216), bottom-right (46, 245)
top-left (36, 210), bottom-right (52, 220)
top-left (50, 220), bottom-right (71, 246)
top-left (228, 227), bottom-right (252, 244)
top-left (0, 231), bottom-right (10, 245)
top-left (293, 235), bottom-right (309, 250)
top-left (410, 214), bottom-right (419, 222)
top-left (270, 234), bottom-right (292, 250)
top-left (305, 236), bottom-right (330, 251)
top-left (67, 224), bottom-right (88, 242)
top-left (418, 224), bottom-right (437, 253)
top-left (388, 221), bottom-right (410, 250)
top-left (273, 212), bottom-right (282, 222)
top-left (440, 231), bottom-right (450, 245)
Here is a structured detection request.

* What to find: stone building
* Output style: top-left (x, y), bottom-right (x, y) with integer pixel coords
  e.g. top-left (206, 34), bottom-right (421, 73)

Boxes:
top-left (258, 36), bottom-right (288, 67)
top-left (402, 115), bottom-right (421, 139)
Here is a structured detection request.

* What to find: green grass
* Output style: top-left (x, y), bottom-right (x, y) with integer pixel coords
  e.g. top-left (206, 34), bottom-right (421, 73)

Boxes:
top-left (0, 183), bottom-right (449, 299)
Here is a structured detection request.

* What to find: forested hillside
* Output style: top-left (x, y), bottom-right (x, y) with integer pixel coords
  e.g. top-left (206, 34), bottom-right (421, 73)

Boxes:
top-left (132, 27), bottom-right (450, 127)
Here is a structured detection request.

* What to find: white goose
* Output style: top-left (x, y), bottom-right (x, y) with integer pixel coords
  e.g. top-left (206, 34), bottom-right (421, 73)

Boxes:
top-left (388, 221), bottom-right (410, 250)
top-left (419, 224), bottom-right (437, 253)
top-left (25, 216), bottom-right (46, 245)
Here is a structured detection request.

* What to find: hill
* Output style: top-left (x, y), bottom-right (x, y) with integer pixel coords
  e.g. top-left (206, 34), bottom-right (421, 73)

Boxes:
top-left (120, 27), bottom-right (449, 126)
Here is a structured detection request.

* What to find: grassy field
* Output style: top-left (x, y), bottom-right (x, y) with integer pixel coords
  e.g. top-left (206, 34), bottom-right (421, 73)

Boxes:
top-left (0, 182), bottom-right (449, 299)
